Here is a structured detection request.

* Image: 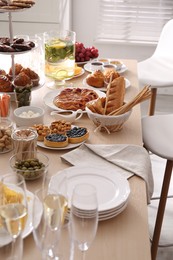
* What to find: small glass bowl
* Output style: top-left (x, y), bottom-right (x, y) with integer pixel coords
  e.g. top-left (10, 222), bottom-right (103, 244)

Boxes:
top-left (10, 151), bottom-right (49, 181)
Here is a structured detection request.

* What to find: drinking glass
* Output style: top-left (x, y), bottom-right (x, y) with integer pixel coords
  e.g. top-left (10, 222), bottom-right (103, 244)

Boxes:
top-left (44, 30), bottom-right (76, 88)
top-left (0, 174), bottom-right (28, 260)
top-left (32, 187), bottom-right (67, 260)
top-left (70, 183), bottom-right (98, 260)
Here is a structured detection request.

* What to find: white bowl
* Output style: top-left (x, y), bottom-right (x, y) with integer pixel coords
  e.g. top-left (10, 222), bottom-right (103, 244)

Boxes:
top-left (14, 106), bottom-right (45, 127)
top-left (86, 106), bottom-right (132, 133)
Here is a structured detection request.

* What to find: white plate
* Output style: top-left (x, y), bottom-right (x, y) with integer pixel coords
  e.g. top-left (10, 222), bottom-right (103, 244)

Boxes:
top-left (66, 68), bottom-right (85, 80)
top-left (84, 61), bottom-right (127, 74)
top-left (0, 43), bottom-right (38, 55)
top-left (66, 201), bottom-right (128, 221)
top-left (50, 166), bottom-right (130, 213)
top-left (0, 190), bottom-right (39, 247)
top-left (43, 87), bottom-right (106, 112)
top-left (83, 77), bottom-right (131, 92)
top-left (37, 140), bottom-right (86, 151)
top-left (76, 59), bottom-right (94, 66)
top-left (0, 79), bottom-right (45, 101)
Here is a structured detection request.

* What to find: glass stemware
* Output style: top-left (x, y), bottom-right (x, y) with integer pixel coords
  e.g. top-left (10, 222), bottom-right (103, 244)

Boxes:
top-left (0, 174), bottom-right (28, 260)
top-left (70, 183), bottom-right (98, 260)
top-left (32, 186), bottom-right (68, 260)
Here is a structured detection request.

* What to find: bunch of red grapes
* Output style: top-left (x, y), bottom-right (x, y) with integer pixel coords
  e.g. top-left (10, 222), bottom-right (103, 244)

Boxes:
top-left (75, 42), bottom-right (99, 62)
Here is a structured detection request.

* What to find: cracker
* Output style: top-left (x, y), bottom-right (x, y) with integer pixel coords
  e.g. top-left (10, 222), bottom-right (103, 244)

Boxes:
top-left (13, 0), bottom-right (35, 5)
top-left (0, 5), bottom-right (21, 9)
top-left (9, 2), bottom-right (31, 7)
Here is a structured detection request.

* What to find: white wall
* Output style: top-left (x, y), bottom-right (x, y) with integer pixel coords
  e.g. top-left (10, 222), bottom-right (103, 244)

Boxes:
top-left (72, 0), bottom-right (156, 62)
top-left (0, 0), bottom-right (71, 36)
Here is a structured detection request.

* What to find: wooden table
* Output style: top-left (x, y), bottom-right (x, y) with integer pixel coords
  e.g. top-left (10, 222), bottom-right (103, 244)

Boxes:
top-left (0, 59), bottom-right (151, 260)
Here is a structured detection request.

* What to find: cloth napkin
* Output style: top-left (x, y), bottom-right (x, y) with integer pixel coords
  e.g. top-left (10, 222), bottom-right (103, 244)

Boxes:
top-left (61, 143), bottom-right (154, 204)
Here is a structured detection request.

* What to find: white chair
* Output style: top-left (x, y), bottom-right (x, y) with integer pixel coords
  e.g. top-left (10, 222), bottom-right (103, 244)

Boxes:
top-left (138, 19), bottom-right (173, 115)
top-left (142, 114), bottom-right (173, 260)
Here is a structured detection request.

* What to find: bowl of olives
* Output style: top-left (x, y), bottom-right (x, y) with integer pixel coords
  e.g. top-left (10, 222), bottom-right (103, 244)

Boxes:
top-left (9, 151), bottom-right (49, 180)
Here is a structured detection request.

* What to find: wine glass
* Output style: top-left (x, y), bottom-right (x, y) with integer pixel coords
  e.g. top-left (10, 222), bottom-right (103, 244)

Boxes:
top-left (70, 183), bottom-right (98, 260)
top-left (0, 174), bottom-right (28, 260)
top-left (44, 30), bottom-right (76, 89)
top-left (32, 186), bottom-right (68, 260)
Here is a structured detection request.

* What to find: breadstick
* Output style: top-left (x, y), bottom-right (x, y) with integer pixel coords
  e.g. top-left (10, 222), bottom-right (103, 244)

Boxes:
top-left (109, 85), bottom-right (151, 115)
top-left (103, 73), bottom-right (113, 115)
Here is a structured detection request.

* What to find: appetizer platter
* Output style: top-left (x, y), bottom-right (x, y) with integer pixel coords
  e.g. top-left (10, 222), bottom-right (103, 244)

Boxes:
top-left (37, 139), bottom-right (86, 150)
top-left (84, 59), bottom-right (127, 74)
top-left (33, 121), bottom-right (89, 150)
top-left (83, 69), bottom-right (130, 92)
top-left (0, 63), bottom-right (44, 101)
top-left (0, 0), bottom-right (35, 12)
top-left (83, 77), bottom-right (131, 91)
top-left (0, 36), bottom-right (37, 54)
top-left (0, 0), bottom-right (38, 103)
top-left (0, 189), bottom-right (40, 247)
top-left (43, 87), bottom-right (106, 112)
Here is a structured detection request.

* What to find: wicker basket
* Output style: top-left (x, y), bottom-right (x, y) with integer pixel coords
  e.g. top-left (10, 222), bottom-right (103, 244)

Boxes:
top-left (86, 107), bottom-right (132, 133)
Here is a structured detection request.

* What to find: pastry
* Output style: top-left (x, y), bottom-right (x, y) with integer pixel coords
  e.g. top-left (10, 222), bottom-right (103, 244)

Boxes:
top-left (66, 127), bottom-right (89, 144)
top-left (0, 37), bottom-right (35, 53)
top-left (0, 69), bottom-right (6, 76)
top-left (104, 76), bottom-right (125, 115)
top-left (32, 124), bottom-right (50, 141)
top-left (86, 97), bottom-right (105, 115)
top-left (21, 68), bottom-right (40, 86)
top-left (50, 120), bottom-right (71, 135)
top-left (44, 133), bottom-right (68, 148)
top-left (86, 70), bottom-right (104, 88)
top-left (53, 88), bottom-right (99, 111)
top-left (0, 75), bottom-right (13, 92)
top-left (104, 69), bottom-right (120, 83)
top-left (13, 72), bottom-right (33, 88)
top-left (14, 72), bottom-right (33, 107)
top-left (0, 44), bottom-right (15, 52)
top-left (8, 63), bottom-right (23, 79)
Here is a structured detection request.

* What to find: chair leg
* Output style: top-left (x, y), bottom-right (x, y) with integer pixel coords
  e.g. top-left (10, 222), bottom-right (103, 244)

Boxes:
top-left (151, 159), bottom-right (173, 260)
top-left (149, 88), bottom-right (157, 116)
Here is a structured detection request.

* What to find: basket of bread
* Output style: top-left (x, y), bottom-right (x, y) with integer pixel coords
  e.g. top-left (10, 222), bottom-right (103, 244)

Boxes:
top-left (86, 75), bottom-right (151, 133)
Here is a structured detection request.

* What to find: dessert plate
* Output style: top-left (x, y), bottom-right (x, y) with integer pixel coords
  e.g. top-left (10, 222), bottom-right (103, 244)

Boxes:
top-left (37, 140), bottom-right (86, 151)
top-left (84, 61), bottom-right (127, 74)
top-left (0, 43), bottom-right (38, 55)
top-left (66, 68), bottom-right (85, 80)
top-left (50, 166), bottom-right (130, 212)
top-left (83, 77), bottom-right (131, 92)
top-left (0, 190), bottom-right (40, 247)
top-left (0, 79), bottom-right (45, 101)
top-left (43, 87), bottom-right (105, 112)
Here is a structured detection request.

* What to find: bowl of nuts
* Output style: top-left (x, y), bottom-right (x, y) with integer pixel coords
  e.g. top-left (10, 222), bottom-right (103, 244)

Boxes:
top-left (13, 106), bottom-right (45, 127)
top-left (9, 151), bottom-right (49, 180)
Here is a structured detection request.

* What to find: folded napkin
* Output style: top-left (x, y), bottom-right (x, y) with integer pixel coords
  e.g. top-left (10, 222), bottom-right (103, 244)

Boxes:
top-left (61, 143), bottom-right (154, 204)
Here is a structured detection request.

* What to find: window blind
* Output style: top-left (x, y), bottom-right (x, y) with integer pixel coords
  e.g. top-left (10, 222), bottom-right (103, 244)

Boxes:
top-left (96, 0), bottom-right (173, 44)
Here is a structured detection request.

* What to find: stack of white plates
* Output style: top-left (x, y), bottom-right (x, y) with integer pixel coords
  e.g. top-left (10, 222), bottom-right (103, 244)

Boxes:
top-left (49, 166), bottom-right (130, 221)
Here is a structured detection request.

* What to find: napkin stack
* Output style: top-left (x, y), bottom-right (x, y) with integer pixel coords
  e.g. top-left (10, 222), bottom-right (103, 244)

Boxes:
top-left (61, 143), bottom-right (154, 204)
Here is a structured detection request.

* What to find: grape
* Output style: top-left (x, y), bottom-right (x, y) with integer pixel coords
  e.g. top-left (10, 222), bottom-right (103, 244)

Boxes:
top-left (75, 42), bottom-right (99, 62)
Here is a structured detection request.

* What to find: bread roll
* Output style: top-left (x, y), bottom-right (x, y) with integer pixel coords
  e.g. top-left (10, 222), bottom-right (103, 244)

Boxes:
top-left (104, 76), bottom-right (125, 115)
top-left (104, 69), bottom-right (120, 83)
top-left (86, 70), bottom-right (104, 88)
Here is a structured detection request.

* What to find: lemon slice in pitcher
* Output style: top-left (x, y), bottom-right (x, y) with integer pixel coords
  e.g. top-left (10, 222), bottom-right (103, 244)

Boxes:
top-left (53, 70), bottom-right (68, 79)
top-left (51, 40), bottom-right (66, 49)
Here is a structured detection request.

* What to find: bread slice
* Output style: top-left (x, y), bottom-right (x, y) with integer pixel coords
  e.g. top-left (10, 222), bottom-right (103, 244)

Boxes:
top-left (104, 76), bottom-right (125, 115)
